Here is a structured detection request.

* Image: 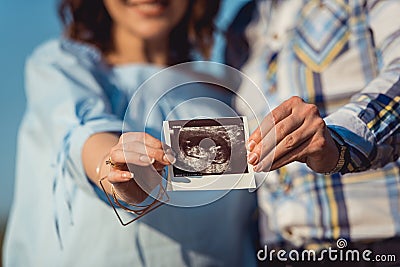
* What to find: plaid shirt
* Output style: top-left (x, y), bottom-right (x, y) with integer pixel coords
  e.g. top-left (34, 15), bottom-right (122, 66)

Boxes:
top-left (226, 0), bottom-right (400, 247)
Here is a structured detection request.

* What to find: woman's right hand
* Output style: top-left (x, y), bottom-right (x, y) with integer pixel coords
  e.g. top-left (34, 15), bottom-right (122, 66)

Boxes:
top-left (107, 132), bottom-right (175, 204)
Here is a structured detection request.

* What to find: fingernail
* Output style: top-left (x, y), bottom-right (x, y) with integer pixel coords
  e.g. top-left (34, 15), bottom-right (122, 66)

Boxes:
top-left (254, 162), bottom-right (263, 172)
top-left (247, 153), bottom-right (259, 165)
top-left (163, 154), bottom-right (176, 164)
top-left (140, 155), bottom-right (155, 164)
top-left (247, 140), bottom-right (257, 151)
top-left (122, 172), bottom-right (134, 179)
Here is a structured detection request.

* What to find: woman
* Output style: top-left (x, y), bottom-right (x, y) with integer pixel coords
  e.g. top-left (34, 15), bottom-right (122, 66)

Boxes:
top-left (3, 0), bottom-right (257, 266)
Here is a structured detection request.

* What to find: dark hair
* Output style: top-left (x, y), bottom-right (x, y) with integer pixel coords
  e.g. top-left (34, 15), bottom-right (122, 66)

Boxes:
top-left (58, 0), bottom-right (220, 64)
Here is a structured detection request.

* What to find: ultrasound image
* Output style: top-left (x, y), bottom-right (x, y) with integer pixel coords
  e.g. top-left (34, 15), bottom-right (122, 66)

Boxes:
top-left (168, 118), bottom-right (249, 177)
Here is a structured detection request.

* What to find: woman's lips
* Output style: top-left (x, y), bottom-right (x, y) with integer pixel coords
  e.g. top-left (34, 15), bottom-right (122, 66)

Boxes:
top-left (124, 0), bottom-right (167, 5)
top-left (122, 0), bottom-right (169, 16)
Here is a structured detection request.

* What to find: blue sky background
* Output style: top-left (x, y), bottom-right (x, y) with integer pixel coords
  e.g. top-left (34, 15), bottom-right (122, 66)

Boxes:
top-left (0, 0), bottom-right (249, 222)
top-left (0, 0), bottom-right (61, 223)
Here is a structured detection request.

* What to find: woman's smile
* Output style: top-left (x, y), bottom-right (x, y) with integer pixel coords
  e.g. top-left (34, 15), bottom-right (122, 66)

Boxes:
top-left (122, 0), bottom-right (169, 16)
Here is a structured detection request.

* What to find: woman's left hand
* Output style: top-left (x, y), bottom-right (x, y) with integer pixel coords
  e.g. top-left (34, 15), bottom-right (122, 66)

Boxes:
top-left (107, 132), bottom-right (174, 204)
top-left (247, 96), bottom-right (339, 173)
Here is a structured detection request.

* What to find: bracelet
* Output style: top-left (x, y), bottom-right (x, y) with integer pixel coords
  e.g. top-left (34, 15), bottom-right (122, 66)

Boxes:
top-left (98, 155), bottom-right (169, 226)
top-left (110, 183), bottom-right (167, 212)
top-left (324, 128), bottom-right (348, 175)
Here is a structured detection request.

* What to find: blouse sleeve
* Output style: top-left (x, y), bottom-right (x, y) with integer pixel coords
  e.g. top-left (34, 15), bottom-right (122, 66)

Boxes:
top-left (25, 41), bottom-right (123, 197)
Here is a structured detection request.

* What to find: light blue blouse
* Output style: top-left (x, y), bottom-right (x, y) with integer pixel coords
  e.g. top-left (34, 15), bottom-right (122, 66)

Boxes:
top-left (3, 39), bottom-right (257, 267)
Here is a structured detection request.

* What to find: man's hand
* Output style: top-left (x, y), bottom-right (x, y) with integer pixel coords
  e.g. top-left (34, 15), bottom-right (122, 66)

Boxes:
top-left (247, 96), bottom-right (339, 173)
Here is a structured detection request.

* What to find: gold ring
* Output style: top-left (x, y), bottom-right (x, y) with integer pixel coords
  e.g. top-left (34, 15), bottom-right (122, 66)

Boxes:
top-left (105, 156), bottom-right (116, 167)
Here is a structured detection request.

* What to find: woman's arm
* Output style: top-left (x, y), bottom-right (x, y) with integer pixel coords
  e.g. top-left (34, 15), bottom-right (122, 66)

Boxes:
top-left (26, 40), bottom-right (175, 206)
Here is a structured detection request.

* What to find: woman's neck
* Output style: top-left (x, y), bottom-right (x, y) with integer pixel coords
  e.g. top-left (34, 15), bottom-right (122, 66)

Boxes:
top-left (106, 26), bottom-right (169, 66)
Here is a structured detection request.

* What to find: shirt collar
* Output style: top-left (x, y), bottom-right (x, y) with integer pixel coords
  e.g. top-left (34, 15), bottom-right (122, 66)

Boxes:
top-left (60, 37), bottom-right (103, 66)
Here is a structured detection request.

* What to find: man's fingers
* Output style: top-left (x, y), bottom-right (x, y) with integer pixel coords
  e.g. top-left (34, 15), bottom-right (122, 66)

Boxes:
top-left (252, 116), bottom-right (321, 171)
top-left (248, 129), bottom-right (274, 165)
top-left (248, 112), bottom-right (275, 146)
top-left (270, 148), bottom-right (307, 171)
top-left (271, 121), bottom-right (317, 163)
top-left (254, 138), bottom-right (311, 172)
top-left (248, 96), bottom-right (301, 147)
top-left (270, 138), bottom-right (312, 171)
top-left (249, 114), bottom-right (304, 165)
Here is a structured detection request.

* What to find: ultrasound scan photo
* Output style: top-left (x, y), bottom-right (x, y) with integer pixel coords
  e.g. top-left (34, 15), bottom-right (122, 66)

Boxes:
top-left (166, 117), bottom-right (249, 177)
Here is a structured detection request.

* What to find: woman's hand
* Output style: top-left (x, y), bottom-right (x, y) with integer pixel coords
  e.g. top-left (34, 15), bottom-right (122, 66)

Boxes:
top-left (247, 96), bottom-right (339, 173)
top-left (107, 132), bottom-right (175, 204)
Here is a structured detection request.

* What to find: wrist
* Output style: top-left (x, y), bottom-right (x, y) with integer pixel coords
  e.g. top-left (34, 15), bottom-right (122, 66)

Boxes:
top-left (324, 127), bottom-right (349, 175)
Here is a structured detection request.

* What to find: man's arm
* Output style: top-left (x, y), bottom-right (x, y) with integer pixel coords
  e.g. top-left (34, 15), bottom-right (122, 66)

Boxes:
top-left (324, 0), bottom-right (400, 173)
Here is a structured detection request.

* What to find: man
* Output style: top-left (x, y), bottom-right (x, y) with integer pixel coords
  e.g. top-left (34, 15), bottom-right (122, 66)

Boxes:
top-left (226, 0), bottom-right (400, 266)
